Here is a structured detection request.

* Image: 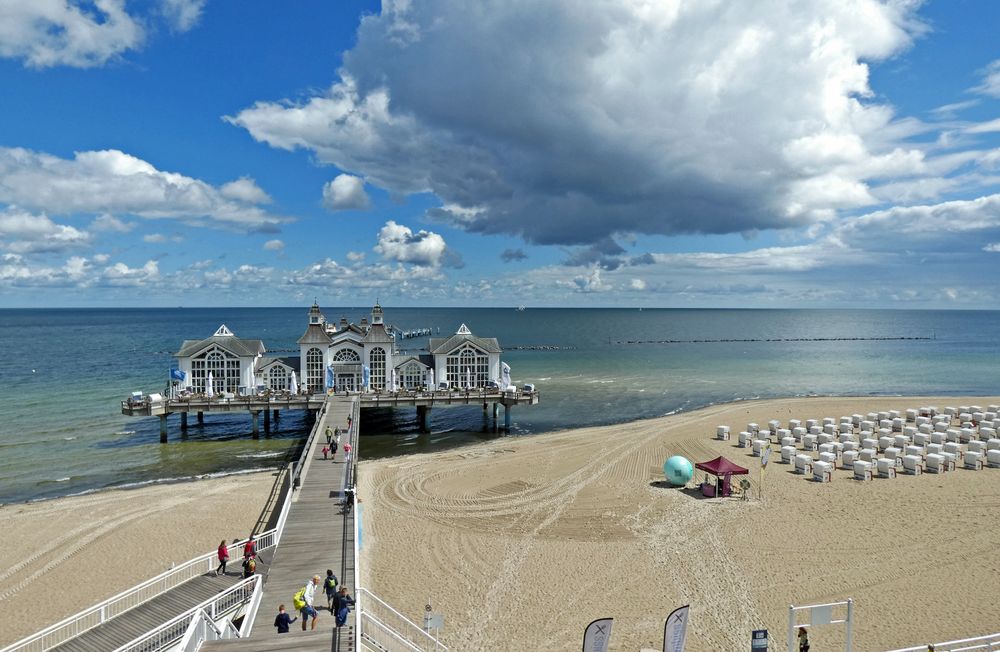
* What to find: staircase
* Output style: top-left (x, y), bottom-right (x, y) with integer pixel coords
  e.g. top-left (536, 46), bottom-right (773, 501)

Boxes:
top-left (356, 589), bottom-right (448, 652)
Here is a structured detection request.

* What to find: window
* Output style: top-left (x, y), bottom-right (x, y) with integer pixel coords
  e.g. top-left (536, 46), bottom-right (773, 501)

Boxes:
top-left (267, 365), bottom-right (288, 391)
top-left (305, 347), bottom-right (324, 393)
top-left (333, 348), bottom-right (360, 362)
top-left (369, 347), bottom-right (386, 391)
top-left (401, 361), bottom-right (424, 388)
top-left (446, 345), bottom-right (488, 387)
top-left (191, 346), bottom-right (241, 393)
top-left (333, 348), bottom-right (361, 391)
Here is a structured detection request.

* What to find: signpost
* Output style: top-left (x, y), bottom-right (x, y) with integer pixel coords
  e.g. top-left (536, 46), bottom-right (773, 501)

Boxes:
top-left (752, 629), bottom-right (768, 651)
top-left (759, 444), bottom-right (771, 500)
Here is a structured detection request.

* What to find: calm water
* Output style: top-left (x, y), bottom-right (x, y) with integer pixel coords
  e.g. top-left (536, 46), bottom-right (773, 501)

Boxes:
top-left (1, 307), bottom-right (998, 503)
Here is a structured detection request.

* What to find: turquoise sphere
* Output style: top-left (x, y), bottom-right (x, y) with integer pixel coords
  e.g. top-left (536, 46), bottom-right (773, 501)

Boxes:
top-left (663, 455), bottom-right (694, 486)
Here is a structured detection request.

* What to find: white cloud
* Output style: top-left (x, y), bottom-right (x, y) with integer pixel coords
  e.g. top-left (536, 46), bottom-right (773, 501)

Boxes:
top-left (230, 0), bottom-right (932, 245)
top-left (973, 60), bottom-right (1000, 98)
top-left (322, 174), bottom-right (370, 211)
top-left (92, 253), bottom-right (110, 264)
top-left (90, 213), bottom-right (134, 232)
top-left (160, 0), bottom-right (206, 32)
top-left (983, 243), bottom-right (1000, 253)
top-left (346, 251), bottom-right (365, 262)
top-left (629, 278), bottom-right (647, 291)
top-left (143, 233), bottom-right (167, 243)
top-left (374, 220), bottom-right (461, 267)
top-left (0, 206), bottom-right (91, 253)
top-left (220, 177), bottom-right (272, 204)
top-left (0, 0), bottom-right (144, 68)
top-left (0, 147), bottom-right (288, 231)
top-left (101, 260), bottom-right (159, 286)
top-left (264, 239), bottom-right (285, 251)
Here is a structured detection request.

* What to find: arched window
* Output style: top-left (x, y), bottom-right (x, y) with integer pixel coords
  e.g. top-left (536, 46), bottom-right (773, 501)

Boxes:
top-left (333, 348), bottom-right (360, 362)
top-left (369, 347), bottom-right (386, 391)
top-left (402, 361), bottom-right (424, 388)
top-left (267, 365), bottom-right (288, 391)
top-left (305, 347), bottom-right (324, 393)
top-left (191, 346), bottom-right (240, 393)
top-left (446, 345), bottom-right (489, 387)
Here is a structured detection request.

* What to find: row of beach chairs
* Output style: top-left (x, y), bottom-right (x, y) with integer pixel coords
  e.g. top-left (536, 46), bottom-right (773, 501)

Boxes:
top-left (716, 404), bottom-right (1000, 482)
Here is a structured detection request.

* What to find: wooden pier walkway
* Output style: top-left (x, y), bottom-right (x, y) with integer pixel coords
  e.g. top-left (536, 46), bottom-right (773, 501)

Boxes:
top-left (204, 394), bottom-right (358, 650)
top-left (49, 556), bottom-right (271, 652)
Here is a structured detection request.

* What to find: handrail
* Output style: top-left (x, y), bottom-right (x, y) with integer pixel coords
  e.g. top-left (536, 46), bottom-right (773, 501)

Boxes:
top-left (113, 575), bottom-right (259, 652)
top-left (886, 632), bottom-right (1000, 652)
top-left (360, 613), bottom-right (423, 652)
top-left (357, 588), bottom-right (448, 651)
top-left (0, 531), bottom-right (276, 652)
top-left (237, 561), bottom-right (265, 637)
top-left (178, 608), bottom-right (227, 652)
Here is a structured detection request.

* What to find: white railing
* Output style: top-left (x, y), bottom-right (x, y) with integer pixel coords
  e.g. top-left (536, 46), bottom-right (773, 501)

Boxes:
top-left (360, 613), bottom-right (423, 652)
top-left (357, 588), bottom-right (448, 652)
top-left (113, 575), bottom-right (258, 652)
top-left (236, 561), bottom-right (265, 638)
top-left (887, 633), bottom-right (1000, 651)
top-left (0, 533), bottom-right (276, 652)
top-left (177, 608), bottom-right (239, 652)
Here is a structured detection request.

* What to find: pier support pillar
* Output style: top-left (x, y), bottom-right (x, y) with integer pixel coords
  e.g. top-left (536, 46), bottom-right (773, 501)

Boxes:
top-left (504, 405), bottom-right (512, 431)
top-left (159, 414), bottom-right (168, 443)
top-left (492, 402), bottom-right (499, 420)
top-left (273, 409), bottom-right (279, 420)
top-left (180, 412), bottom-right (188, 430)
top-left (197, 411), bottom-right (204, 424)
top-left (483, 402), bottom-right (488, 413)
top-left (417, 405), bottom-right (432, 433)
top-left (251, 410), bottom-right (260, 438)
top-left (263, 408), bottom-right (270, 434)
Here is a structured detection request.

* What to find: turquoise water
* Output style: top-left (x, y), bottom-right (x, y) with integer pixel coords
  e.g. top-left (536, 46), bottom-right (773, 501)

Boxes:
top-left (1, 307), bottom-right (998, 503)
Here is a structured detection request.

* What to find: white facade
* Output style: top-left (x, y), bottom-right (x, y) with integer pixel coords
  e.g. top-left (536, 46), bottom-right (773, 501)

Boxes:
top-left (173, 324), bottom-right (264, 395)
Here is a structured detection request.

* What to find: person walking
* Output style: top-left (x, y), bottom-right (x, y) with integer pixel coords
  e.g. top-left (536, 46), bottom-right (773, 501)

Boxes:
top-left (216, 540), bottom-right (229, 576)
top-left (334, 586), bottom-right (355, 627)
top-left (324, 425), bottom-right (332, 445)
top-left (798, 626), bottom-right (810, 652)
top-left (323, 569), bottom-right (339, 612)
top-left (322, 445), bottom-right (330, 460)
top-left (273, 604), bottom-right (296, 634)
top-left (298, 575), bottom-right (321, 631)
top-left (243, 535), bottom-right (256, 559)
top-left (241, 554), bottom-right (257, 579)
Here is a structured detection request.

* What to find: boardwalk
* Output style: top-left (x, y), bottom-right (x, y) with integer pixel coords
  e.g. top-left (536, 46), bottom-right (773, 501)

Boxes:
top-left (246, 395), bottom-right (358, 644)
top-left (49, 561), bottom-right (269, 652)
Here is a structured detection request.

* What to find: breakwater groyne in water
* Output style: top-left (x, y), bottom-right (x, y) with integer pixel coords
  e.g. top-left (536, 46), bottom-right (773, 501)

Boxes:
top-left (615, 336), bottom-right (933, 345)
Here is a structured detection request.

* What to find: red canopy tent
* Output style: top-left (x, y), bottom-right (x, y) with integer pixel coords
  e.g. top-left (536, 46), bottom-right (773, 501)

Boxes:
top-left (695, 456), bottom-right (749, 497)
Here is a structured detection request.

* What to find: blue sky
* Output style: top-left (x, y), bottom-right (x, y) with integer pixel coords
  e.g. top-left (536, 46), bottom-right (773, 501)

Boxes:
top-left (1, 0), bottom-right (1000, 308)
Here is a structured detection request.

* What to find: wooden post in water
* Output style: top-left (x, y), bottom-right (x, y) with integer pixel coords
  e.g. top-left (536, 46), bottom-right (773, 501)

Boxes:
top-left (159, 414), bottom-right (168, 443)
top-left (504, 405), bottom-right (512, 431)
top-left (263, 408), bottom-right (270, 434)
top-left (197, 411), bottom-right (204, 424)
top-left (180, 412), bottom-right (188, 430)
top-left (417, 405), bottom-right (432, 433)
top-left (251, 410), bottom-right (260, 437)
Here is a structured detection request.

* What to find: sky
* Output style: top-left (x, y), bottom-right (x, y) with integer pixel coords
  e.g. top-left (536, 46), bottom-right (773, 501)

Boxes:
top-left (2, 0), bottom-right (1000, 308)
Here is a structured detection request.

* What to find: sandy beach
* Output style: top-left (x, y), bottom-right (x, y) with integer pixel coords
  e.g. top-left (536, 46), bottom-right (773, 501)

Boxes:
top-left (360, 396), bottom-right (1000, 651)
top-left (0, 471), bottom-right (276, 647)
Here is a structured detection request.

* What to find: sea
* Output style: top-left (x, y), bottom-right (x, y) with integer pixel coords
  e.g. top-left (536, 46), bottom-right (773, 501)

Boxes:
top-left (1, 307), bottom-right (999, 504)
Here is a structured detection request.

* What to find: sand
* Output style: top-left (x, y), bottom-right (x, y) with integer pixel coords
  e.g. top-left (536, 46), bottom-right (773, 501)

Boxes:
top-left (0, 471), bottom-right (276, 647)
top-left (359, 396), bottom-right (1000, 651)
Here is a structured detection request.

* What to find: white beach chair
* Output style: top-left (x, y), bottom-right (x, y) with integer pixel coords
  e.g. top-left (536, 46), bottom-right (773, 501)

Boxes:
top-left (902, 455), bottom-right (923, 475)
top-left (987, 449), bottom-right (1000, 468)
top-left (926, 453), bottom-right (954, 473)
top-left (884, 447), bottom-right (903, 467)
top-left (989, 404), bottom-right (999, 413)
top-left (819, 451), bottom-right (837, 465)
top-left (748, 422), bottom-right (759, 435)
top-left (823, 424), bottom-right (837, 436)
top-left (842, 450), bottom-right (858, 469)
top-left (878, 411), bottom-right (890, 421)
top-left (853, 460), bottom-right (873, 481)
top-left (768, 419), bottom-right (781, 434)
top-left (934, 422), bottom-right (949, 433)
top-left (960, 428), bottom-right (976, 443)
top-left (943, 442), bottom-right (963, 461)
top-left (913, 433), bottom-right (930, 447)
top-left (958, 413), bottom-right (972, 426)
top-left (777, 428), bottom-right (791, 441)
top-left (794, 454), bottom-right (813, 475)
top-left (905, 409), bottom-right (918, 423)
top-left (838, 432), bottom-right (856, 445)
top-left (842, 441), bottom-right (858, 453)
top-left (946, 428), bottom-right (961, 443)
top-left (878, 436), bottom-right (893, 452)
top-left (903, 426), bottom-right (917, 437)
top-left (915, 416), bottom-right (931, 427)
top-left (893, 434), bottom-right (911, 449)
top-left (789, 419), bottom-right (802, 430)
top-left (931, 432), bottom-right (946, 446)
top-left (823, 417), bottom-right (836, 427)
top-left (973, 412), bottom-right (985, 425)
top-left (813, 461), bottom-right (833, 483)
top-left (717, 425), bottom-right (731, 441)
top-left (968, 440), bottom-right (987, 456)
top-left (944, 406), bottom-right (957, 417)
top-left (987, 438), bottom-right (1000, 452)
top-left (876, 458), bottom-right (896, 479)
top-left (805, 419), bottom-right (819, 430)
top-left (861, 420), bottom-right (876, 433)
top-left (852, 414), bottom-right (864, 426)
top-left (802, 434), bottom-right (818, 451)
top-left (738, 431), bottom-right (754, 448)
top-left (781, 445), bottom-right (796, 464)
top-left (839, 422), bottom-right (853, 434)
top-left (859, 448), bottom-right (878, 465)
top-left (879, 419), bottom-right (893, 432)
top-left (752, 439), bottom-right (769, 457)
top-left (964, 451), bottom-right (984, 471)
top-left (861, 438), bottom-right (877, 451)
top-left (940, 451), bottom-right (958, 470)
top-left (817, 433), bottom-right (834, 445)
top-left (780, 436), bottom-right (795, 448)
top-left (793, 427), bottom-right (806, 441)
top-left (918, 423), bottom-right (933, 435)
top-left (809, 425), bottom-right (822, 436)
top-left (904, 445), bottom-right (925, 460)
top-left (927, 443), bottom-right (944, 457)
top-left (889, 409), bottom-right (901, 419)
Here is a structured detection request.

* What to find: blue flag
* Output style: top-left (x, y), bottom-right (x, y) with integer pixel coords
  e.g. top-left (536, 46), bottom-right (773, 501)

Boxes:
top-left (170, 368), bottom-right (186, 382)
top-left (362, 364), bottom-right (370, 389)
top-left (325, 366), bottom-right (334, 389)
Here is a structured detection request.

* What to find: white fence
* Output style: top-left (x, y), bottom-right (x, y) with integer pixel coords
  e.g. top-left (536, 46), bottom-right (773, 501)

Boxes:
top-left (113, 575), bottom-right (259, 652)
top-left (357, 588), bottom-right (448, 652)
top-left (886, 632), bottom-right (1000, 651)
top-left (177, 609), bottom-right (239, 652)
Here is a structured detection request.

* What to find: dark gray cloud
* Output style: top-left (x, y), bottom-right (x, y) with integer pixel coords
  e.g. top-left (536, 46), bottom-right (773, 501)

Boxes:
top-left (230, 0), bottom-right (929, 247)
top-left (500, 248), bottom-right (527, 263)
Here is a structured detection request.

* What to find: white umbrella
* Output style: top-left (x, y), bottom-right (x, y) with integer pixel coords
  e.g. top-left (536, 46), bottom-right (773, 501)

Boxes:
top-left (289, 370), bottom-right (298, 394)
top-left (428, 368), bottom-right (435, 389)
top-left (390, 367), bottom-right (397, 392)
top-left (500, 362), bottom-right (511, 390)
top-left (206, 371), bottom-right (214, 398)
top-left (466, 367), bottom-right (472, 389)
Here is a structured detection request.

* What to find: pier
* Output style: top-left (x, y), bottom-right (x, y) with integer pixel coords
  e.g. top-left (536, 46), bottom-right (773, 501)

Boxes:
top-left (122, 388), bottom-right (539, 441)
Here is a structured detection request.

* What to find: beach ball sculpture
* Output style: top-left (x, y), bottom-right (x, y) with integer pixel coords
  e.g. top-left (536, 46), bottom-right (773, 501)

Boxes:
top-left (663, 455), bottom-right (694, 486)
